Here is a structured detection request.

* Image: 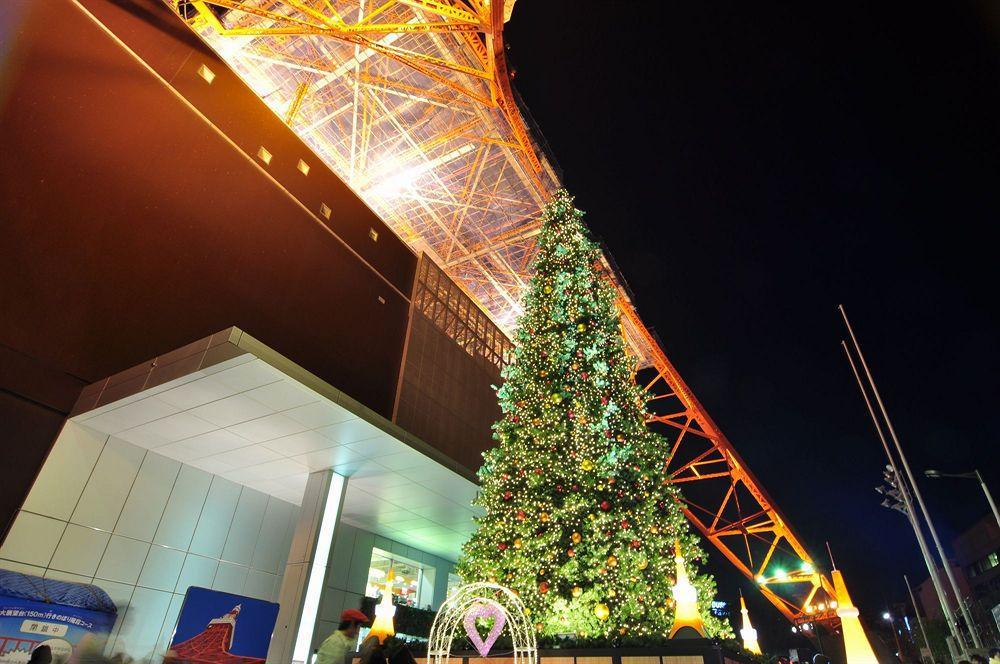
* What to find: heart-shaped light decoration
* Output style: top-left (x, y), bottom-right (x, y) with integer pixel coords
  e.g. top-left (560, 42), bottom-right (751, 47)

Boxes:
top-left (463, 602), bottom-right (506, 657)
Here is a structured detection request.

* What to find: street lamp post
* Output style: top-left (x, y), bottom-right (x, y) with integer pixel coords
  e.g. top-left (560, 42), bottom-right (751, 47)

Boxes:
top-left (905, 573), bottom-right (933, 664)
top-left (840, 305), bottom-right (984, 650)
top-left (925, 469), bottom-right (1000, 531)
top-left (842, 341), bottom-right (968, 654)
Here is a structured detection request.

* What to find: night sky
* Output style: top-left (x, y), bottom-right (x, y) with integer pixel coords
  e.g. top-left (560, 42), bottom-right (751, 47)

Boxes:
top-left (507, 0), bottom-right (1000, 647)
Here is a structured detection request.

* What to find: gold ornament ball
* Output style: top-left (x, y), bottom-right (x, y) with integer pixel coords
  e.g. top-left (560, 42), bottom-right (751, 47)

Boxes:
top-left (606, 555), bottom-right (618, 567)
top-left (540, 512), bottom-right (550, 522)
top-left (608, 588), bottom-right (617, 598)
top-left (571, 532), bottom-right (582, 544)
top-left (577, 324), bottom-right (586, 332)
top-left (637, 559), bottom-right (649, 570)
top-left (514, 538), bottom-right (522, 548)
top-left (594, 603), bottom-right (610, 621)
top-left (580, 459), bottom-right (594, 472)
top-left (572, 586), bottom-right (582, 598)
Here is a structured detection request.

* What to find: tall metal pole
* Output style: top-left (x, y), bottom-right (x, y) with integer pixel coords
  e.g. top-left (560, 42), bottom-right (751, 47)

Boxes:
top-left (906, 573), bottom-right (933, 664)
top-left (974, 470), bottom-right (1000, 531)
top-left (839, 305), bottom-right (983, 649)
top-left (841, 341), bottom-right (966, 652)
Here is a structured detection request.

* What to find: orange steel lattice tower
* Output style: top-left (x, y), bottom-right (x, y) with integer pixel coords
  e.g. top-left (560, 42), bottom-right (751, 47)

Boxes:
top-left (170, 0), bottom-right (842, 626)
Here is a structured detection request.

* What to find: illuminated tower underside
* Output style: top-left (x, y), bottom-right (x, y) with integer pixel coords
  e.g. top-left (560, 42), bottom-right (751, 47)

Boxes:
top-left (173, 0), bottom-right (840, 625)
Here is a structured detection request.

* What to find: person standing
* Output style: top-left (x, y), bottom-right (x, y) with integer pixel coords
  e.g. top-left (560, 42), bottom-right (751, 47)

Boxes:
top-left (316, 609), bottom-right (370, 664)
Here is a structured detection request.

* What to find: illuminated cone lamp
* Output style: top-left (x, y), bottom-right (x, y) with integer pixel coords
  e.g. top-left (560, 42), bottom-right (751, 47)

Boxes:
top-left (368, 568), bottom-right (397, 643)
top-left (832, 567), bottom-right (878, 664)
top-left (669, 541), bottom-right (706, 638)
top-left (739, 593), bottom-right (762, 655)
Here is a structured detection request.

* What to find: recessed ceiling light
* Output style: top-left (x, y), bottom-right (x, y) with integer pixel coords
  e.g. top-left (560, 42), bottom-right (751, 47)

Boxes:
top-left (319, 203), bottom-right (331, 219)
top-left (369, 228), bottom-right (379, 242)
top-left (257, 146), bottom-right (272, 165)
top-left (297, 159), bottom-right (310, 175)
top-left (197, 64), bottom-right (216, 84)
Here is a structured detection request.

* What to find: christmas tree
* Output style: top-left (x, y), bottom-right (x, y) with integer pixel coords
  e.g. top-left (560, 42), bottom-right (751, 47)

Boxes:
top-left (456, 190), bottom-right (731, 641)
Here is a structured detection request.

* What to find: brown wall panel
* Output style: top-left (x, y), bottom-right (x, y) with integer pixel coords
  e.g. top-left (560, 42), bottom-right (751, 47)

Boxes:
top-left (395, 311), bottom-right (502, 474)
top-left (75, 0), bottom-right (418, 295)
top-left (0, 0), bottom-right (413, 522)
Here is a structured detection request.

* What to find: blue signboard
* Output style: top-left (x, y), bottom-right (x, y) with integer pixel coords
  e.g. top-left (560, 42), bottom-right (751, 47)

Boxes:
top-left (166, 587), bottom-right (279, 663)
top-left (0, 572), bottom-right (116, 664)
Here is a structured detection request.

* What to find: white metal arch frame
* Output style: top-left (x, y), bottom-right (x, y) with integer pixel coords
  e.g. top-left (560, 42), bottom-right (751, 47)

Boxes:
top-left (428, 583), bottom-right (537, 664)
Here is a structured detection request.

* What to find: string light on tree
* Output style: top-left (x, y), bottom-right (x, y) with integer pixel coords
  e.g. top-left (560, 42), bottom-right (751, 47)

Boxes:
top-left (455, 190), bottom-right (730, 641)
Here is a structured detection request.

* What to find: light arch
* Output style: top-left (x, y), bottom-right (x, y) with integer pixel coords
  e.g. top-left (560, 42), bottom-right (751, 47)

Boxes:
top-left (428, 583), bottom-right (537, 664)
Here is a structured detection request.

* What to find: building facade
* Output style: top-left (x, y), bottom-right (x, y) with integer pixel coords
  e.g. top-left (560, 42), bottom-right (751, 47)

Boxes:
top-left (913, 515), bottom-right (1000, 640)
top-left (0, 1), bottom-right (511, 661)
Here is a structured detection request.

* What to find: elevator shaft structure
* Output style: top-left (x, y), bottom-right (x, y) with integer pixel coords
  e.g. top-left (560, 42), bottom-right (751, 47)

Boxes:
top-left (172, 0), bottom-right (840, 624)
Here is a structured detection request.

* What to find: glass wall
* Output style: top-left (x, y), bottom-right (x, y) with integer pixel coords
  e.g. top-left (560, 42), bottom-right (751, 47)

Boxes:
top-left (365, 548), bottom-right (433, 608)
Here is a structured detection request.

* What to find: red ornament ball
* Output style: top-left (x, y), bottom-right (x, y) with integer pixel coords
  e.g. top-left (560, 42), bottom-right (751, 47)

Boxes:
top-left (516, 510), bottom-right (526, 521)
top-left (538, 581), bottom-right (550, 594)
top-left (630, 539), bottom-right (642, 549)
top-left (503, 491), bottom-right (513, 500)
top-left (621, 519), bottom-right (630, 529)
top-left (499, 542), bottom-right (508, 551)
top-left (600, 500), bottom-right (611, 511)
top-left (534, 468), bottom-right (543, 475)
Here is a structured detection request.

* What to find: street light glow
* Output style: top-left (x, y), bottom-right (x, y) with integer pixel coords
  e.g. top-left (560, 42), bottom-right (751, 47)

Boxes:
top-left (882, 611), bottom-right (891, 621)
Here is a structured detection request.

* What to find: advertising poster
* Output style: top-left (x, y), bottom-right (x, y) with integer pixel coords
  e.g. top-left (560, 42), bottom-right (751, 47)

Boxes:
top-left (165, 587), bottom-right (279, 664)
top-left (0, 596), bottom-right (116, 664)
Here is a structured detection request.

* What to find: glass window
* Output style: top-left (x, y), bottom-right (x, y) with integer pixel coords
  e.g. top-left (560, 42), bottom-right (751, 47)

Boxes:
top-left (365, 548), bottom-right (427, 608)
top-left (446, 573), bottom-right (463, 598)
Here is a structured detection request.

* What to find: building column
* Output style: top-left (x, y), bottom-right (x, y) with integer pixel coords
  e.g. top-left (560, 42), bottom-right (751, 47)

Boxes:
top-left (268, 470), bottom-right (348, 664)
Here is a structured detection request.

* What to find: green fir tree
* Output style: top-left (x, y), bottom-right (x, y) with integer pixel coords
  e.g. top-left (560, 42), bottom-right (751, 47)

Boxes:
top-left (456, 190), bottom-right (731, 642)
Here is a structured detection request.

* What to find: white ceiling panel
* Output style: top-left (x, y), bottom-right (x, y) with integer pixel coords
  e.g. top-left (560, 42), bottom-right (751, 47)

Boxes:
top-left (345, 435), bottom-right (406, 458)
top-left (116, 411), bottom-right (217, 448)
top-left (205, 442), bottom-right (283, 469)
top-left (374, 450), bottom-right (427, 472)
top-left (82, 396), bottom-right (180, 433)
top-left (244, 381), bottom-right (319, 411)
top-left (282, 401), bottom-right (356, 428)
top-left (156, 429), bottom-right (253, 460)
top-left (157, 376), bottom-right (238, 410)
top-left (211, 359), bottom-right (284, 392)
top-left (316, 418), bottom-right (384, 445)
top-left (228, 413), bottom-right (308, 443)
top-left (293, 445), bottom-right (365, 471)
top-left (190, 393), bottom-right (275, 427)
top-left (264, 430), bottom-right (338, 457)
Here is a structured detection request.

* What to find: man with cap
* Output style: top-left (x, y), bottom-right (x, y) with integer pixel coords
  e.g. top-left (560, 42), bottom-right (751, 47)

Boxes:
top-left (316, 609), bottom-right (370, 664)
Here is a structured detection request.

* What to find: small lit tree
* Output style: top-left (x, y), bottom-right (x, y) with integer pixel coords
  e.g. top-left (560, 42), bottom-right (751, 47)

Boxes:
top-left (457, 190), bottom-right (731, 641)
